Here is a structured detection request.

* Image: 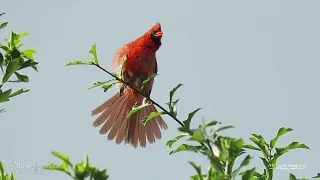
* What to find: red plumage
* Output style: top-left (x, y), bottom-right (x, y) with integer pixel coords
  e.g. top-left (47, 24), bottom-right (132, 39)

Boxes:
top-left (91, 23), bottom-right (168, 148)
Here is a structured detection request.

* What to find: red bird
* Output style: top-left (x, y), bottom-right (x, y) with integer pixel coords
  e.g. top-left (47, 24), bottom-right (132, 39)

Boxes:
top-left (91, 23), bottom-right (168, 148)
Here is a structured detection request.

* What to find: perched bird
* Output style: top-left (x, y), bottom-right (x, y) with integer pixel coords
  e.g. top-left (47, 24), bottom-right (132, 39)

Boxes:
top-left (91, 23), bottom-right (168, 148)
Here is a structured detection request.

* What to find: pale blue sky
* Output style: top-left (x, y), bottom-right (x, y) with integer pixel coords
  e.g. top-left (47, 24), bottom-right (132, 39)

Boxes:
top-left (1, 0), bottom-right (320, 180)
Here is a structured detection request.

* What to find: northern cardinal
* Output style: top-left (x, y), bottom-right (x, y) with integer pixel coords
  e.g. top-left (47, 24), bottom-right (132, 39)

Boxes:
top-left (91, 23), bottom-right (168, 148)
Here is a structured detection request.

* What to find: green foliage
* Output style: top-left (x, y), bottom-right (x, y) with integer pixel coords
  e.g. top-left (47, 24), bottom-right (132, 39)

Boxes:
top-left (140, 111), bottom-right (163, 125)
top-left (44, 151), bottom-right (109, 180)
top-left (66, 43), bottom-right (99, 67)
top-left (289, 173), bottom-right (308, 180)
top-left (166, 83), bottom-right (183, 117)
top-left (313, 173), bottom-right (320, 179)
top-left (127, 102), bottom-right (151, 118)
top-left (0, 16), bottom-right (39, 110)
top-left (244, 128), bottom-right (309, 180)
top-left (141, 73), bottom-right (158, 90)
top-left (0, 161), bottom-right (16, 180)
top-left (126, 100), bottom-right (164, 125)
top-left (88, 79), bottom-right (116, 93)
top-left (66, 43), bottom-right (117, 94)
top-left (167, 115), bottom-right (250, 180)
top-left (167, 105), bottom-right (313, 180)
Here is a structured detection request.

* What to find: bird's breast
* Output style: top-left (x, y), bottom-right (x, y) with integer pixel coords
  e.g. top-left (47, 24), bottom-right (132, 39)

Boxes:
top-left (124, 47), bottom-right (156, 76)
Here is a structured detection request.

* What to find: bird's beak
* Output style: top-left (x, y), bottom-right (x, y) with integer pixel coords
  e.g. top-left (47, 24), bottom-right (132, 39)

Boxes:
top-left (154, 31), bottom-right (163, 38)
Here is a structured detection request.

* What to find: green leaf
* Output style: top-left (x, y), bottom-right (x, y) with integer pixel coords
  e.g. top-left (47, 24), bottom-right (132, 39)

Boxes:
top-left (239, 168), bottom-right (258, 180)
top-left (21, 49), bottom-right (36, 60)
top-left (166, 133), bottom-right (189, 148)
top-left (19, 59), bottom-right (38, 71)
top-left (0, 43), bottom-right (8, 51)
top-left (167, 84), bottom-right (183, 117)
top-left (14, 72), bottom-right (29, 82)
top-left (51, 151), bottom-right (73, 167)
top-left (289, 173), bottom-right (308, 180)
top-left (127, 102), bottom-right (150, 118)
top-left (0, 89), bottom-right (12, 103)
top-left (2, 58), bottom-right (23, 83)
top-left (0, 52), bottom-right (3, 72)
top-left (0, 52), bottom-right (3, 62)
top-left (89, 43), bottom-right (99, 65)
top-left (270, 127), bottom-right (293, 149)
top-left (0, 22), bottom-right (7, 30)
top-left (17, 32), bottom-right (29, 44)
top-left (43, 162), bottom-right (71, 176)
top-left (92, 169), bottom-right (109, 180)
top-left (65, 60), bottom-right (93, 66)
top-left (170, 83), bottom-right (183, 100)
top-left (232, 155), bottom-right (252, 178)
top-left (89, 79), bottom-right (115, 90)
top-left (9, 32), bottom-right (18, 48)
top-left (289, 173), bottom-right (298, 180)
top-left (312, 173), bottom-right (320, 178)
top-left (248, 134), bottom-right (269, 159)
top-left (0, 161), bottom-right (4, 177)
top-left (259, 157), bottom-right (270, 170)
top-left (8, 31), bottom-right (29, 48)
top-left (169, 83), bottom-right (182, 104)
top-left (205, 120), bottom-right (221, 128)
top-left (209, 156), bottom-right (225, 175)
top-left (189, 161), bottom-right (203, 180)
top-left (170, 98), bottom-right (180, 117)
top-left (102, 84), bottom-right (113, 92)
top-left (10, 49), bottom-right (21, 60)
top-left (141, 73), bottom-right (158, 89)
top-left (277, 142), bottom-right (309, 156)
top-left (9, 88), bottom-right (30, 98)
top-left (169, 144), bottom-right (202, 155)
top-left (215, 125), bottom-right (234, 133)
top-left (243, 144), bottom-right (261, 151)
top-left (141, 111), bottom-right (163, 125)
top-left (81, 154), bottom-right (89, 169)
top-left (189, 174), bottom-right (199, 180)
top-left (188, 129), bottom-right (204, 143)
top-left (183, 108), bottom-right (201, 129)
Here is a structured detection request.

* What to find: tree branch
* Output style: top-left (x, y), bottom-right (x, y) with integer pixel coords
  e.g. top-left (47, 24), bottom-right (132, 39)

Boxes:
top-left (91, 63), bottom-right (184, 127)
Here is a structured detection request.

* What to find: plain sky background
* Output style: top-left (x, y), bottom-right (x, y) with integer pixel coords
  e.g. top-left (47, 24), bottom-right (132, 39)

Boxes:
top-left (1, 0), bottom-right (320, 180)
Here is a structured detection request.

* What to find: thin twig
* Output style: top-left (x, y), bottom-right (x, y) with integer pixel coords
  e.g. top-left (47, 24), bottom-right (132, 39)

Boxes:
top-left (91, 63), bottom-right (184, 127)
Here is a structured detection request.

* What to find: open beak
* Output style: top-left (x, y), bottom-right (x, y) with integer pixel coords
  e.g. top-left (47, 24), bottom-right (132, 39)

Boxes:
top-left (154, 31), bottom-right (163, 38)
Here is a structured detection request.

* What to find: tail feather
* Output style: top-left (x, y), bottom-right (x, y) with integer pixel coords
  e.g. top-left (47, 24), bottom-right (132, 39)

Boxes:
top-left (92, 94), bottom-right (118, 116)
top-left (145, 118), bottom-right (156, 143)
top-left (144, 106), bottom-right (156, 143)
top-left (115, 107), bottom-right (130, 144)
top-left (146, 105), bottom-right (161, 140)
top-left (92, 89), bottom-right (168, 148)
top-left (99, 99), bottom-right (126, 135)
top-left (107, 102), bottom-right (128, 140)
top-left (138, 108), bottom-right (147, 147)
top-left (93, 95), bottom-right (122, 127)
top-left (131, 113), bottom-right (140, 148)
top-left (150, 105), bottom-right (168, 129)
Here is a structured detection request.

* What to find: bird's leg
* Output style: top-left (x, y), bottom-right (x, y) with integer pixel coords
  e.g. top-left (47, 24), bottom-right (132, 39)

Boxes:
top-left (122, 69), bottom-right (136, 87)
top-left (134, 73), bottom-right (152, 104)
top-left (119, 69), bottom-right (132, 96)
top-left (119, 85), bottom-right (124, 97)
top-left (144, 90), bottom-right (152, 104)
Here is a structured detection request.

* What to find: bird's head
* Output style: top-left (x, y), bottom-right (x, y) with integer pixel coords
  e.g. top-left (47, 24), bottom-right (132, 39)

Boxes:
top-left (146, 22), bottom-right (163, 47)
